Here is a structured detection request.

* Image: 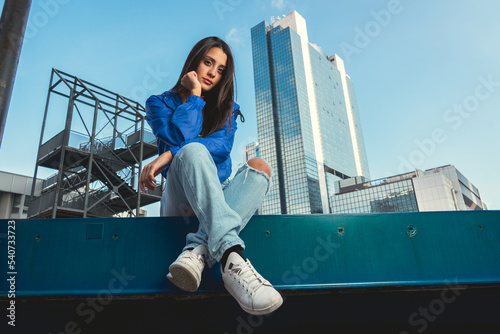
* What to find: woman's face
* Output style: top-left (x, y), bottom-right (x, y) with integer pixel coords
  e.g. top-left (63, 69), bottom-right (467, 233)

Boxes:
top-left (195, 47), bottom-right (227, 92)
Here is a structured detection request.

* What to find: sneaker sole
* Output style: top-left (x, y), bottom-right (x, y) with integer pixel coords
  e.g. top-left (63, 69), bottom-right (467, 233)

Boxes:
top-left (242, 295), bottom-right (283, 315)
top-left (167, 263), bottom-right (199, 292)
top-left (225, 283), bottom-right (284, 315)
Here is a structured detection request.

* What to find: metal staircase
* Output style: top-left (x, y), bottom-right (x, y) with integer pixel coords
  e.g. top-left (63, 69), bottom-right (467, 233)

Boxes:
top-left (28, 69), bottom-right (162, 218)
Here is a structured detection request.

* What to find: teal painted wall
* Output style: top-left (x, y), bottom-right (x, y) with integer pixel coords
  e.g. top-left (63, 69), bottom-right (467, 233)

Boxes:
top-left (1, 211), bottom-right (499, 297)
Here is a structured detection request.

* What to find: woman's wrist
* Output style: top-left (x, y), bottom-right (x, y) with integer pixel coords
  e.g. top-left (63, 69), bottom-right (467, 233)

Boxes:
top-left (191, 88), bottom-right (202, 97)
top-left (156, 150), bottom-right (173, 169)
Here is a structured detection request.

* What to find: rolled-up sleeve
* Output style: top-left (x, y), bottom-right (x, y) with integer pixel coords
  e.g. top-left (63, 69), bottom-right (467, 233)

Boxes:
top-left (145, 94), bottom-right (205, 147)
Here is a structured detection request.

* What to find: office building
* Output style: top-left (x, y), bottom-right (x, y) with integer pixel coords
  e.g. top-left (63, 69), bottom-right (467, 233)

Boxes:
top-left (243, 142), bottom-right (259, 161)
top-left (251, 11), bottom-right (370, 214)
top-left (331, 165), bottom-right (487, 213)
top-left (0, 171), bottom-right (43, 219)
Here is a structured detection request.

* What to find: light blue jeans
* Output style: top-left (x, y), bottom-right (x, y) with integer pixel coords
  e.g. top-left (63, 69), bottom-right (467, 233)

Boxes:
top-left (160, 143), bottom-right (271, 268)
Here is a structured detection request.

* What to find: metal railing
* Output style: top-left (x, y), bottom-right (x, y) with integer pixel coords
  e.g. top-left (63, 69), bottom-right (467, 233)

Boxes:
top-left (38, 130), bottom-right (64, 161)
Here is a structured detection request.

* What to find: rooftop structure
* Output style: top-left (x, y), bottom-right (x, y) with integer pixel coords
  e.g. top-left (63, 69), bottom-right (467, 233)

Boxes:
top-left (29, 69), bottom-right (161, 218)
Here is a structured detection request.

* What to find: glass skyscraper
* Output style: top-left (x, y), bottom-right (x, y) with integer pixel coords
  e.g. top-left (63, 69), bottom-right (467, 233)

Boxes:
top-left (251, 11), bottom-right (370, 214)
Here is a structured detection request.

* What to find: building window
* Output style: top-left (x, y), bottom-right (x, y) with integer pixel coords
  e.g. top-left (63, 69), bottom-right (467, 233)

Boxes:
top-left (23, 195), bottom-right (30, 214)
top-left (11, 194), bottom-right (22, 214)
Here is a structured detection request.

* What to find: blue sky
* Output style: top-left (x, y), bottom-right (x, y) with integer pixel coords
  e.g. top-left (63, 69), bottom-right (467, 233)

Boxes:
top-left (1, 0), bottom-right (499, 214)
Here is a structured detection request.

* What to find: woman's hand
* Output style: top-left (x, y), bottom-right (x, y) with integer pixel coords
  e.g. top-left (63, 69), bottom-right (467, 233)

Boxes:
top-left (181, 71), bottom-right (202, 97)
top-left (139, 150), bottom-right (173, 193)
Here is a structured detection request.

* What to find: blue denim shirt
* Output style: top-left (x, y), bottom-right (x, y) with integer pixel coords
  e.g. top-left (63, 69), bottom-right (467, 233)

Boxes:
top-left (145, 90), bottom-right (241, 182)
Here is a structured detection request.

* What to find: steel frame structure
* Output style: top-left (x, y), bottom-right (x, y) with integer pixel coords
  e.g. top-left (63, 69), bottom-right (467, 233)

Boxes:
top-left (29, 69), bottom-right (161, 218)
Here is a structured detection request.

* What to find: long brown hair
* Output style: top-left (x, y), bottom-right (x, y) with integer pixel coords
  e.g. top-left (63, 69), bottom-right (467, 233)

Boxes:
top-left (172, 36), bottom-right (236, 137)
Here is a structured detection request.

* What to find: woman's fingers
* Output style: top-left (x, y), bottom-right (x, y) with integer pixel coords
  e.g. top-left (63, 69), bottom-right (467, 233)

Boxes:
top-left (139, 151), bottom-right (172, 194)
top-left (139, 164), bottom-right (157, 193)
top-left (139, 171), bottom-right (148, 194)
top-left (181, 71), bottom-right (200, 91)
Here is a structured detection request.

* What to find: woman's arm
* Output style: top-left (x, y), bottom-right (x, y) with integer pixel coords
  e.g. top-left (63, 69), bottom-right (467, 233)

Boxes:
top-left (146, 71), bottom-right (207, 147)
top-left (146, 94), bottom-right (205, 147)
top-left (139, 150), bottom-right (173, 193)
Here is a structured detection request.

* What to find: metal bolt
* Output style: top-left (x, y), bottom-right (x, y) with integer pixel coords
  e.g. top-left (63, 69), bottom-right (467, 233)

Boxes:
top-left (406, 225), bottom-right (417, 237)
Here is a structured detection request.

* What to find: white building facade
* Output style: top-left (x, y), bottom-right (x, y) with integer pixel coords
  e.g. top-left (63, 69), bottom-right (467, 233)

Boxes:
top-left (331, 165), bottom-right (486, 213)
top-left (0, 171), bottom-right (43, 219)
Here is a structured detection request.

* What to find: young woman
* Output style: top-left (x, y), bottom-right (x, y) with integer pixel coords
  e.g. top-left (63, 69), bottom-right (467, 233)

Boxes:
top-left (139, 37), bottom-right (283, 315)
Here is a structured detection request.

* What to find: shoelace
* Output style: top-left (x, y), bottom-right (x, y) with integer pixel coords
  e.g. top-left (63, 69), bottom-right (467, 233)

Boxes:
top-left (232, 260), bottom-right (267, 294)
top-left (184, 251), bottom-right (204, 267)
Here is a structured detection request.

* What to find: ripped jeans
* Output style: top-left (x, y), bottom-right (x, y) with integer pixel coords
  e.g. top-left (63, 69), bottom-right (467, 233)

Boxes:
top-left (160, 143), bottom-right (271, 268)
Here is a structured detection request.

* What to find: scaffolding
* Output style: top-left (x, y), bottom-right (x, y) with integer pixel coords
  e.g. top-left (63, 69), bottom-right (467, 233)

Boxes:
top-left (29, 69), bottom-right (162, 218)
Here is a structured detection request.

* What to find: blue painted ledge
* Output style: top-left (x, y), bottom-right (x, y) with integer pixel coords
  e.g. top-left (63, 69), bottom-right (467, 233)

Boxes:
top-left (1, 211), bottom-right (499, 297)
top-left (1, 211), bottom-right (500, 333)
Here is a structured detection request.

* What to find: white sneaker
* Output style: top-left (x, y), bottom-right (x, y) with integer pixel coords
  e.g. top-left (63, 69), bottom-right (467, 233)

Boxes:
top-left (221, 252), bottom-right (283, 315)
top-left (167, 244), bottom-right (207, 292)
